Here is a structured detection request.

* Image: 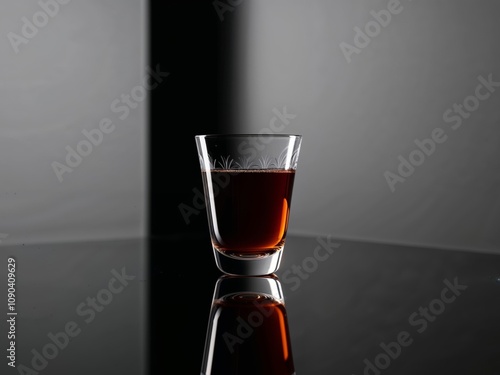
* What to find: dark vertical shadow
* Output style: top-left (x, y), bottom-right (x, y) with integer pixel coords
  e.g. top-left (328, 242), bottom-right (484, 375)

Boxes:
top-left (148, 0), bottom-right (238, 239)
top-left (147, 1), bottom-right (239, 373)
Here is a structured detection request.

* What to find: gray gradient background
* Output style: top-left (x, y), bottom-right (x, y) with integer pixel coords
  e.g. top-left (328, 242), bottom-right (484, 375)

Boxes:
top-left (2, 0), bottom-right (499, 254)
top-left (234, 0), bottom-right (500, 253)
top-left (0, 0), bottom-right (148, 245)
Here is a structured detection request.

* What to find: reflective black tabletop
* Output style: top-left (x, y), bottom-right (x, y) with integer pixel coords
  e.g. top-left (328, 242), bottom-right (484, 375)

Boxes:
top-left (2, 234), bottom-right (499, 374)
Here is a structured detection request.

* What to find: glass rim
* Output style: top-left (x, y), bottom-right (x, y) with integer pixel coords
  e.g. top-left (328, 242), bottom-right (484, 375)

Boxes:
top-left (195, 133), bottom-right (302, 139)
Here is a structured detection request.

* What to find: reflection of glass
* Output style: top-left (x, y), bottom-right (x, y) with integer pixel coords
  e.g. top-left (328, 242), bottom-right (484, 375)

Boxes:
top-left (195, 134), bottom-right (302, 276)
top-left (200, 275), bottom-right (296, 375)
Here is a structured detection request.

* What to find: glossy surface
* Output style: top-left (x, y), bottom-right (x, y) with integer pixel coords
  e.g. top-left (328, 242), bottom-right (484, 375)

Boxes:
top-left (1, 234), bottom-right (499, 374)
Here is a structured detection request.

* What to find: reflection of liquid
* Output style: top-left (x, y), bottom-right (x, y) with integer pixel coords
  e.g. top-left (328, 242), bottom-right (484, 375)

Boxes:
top-left (201, 275), bottom-right (296, 375)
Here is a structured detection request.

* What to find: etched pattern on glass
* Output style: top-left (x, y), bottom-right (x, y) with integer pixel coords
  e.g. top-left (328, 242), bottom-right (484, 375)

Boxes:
top-left (199, 146), bottom-right (300, 170)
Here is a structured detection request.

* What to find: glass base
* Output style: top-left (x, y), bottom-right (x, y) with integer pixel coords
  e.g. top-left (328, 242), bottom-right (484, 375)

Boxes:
top-left (213, 247), bottom-right (283, 276)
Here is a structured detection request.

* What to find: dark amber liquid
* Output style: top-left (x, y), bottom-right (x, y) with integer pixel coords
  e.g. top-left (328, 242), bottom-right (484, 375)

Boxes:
top-left (201, 294), bottom-right (295, 375)
top-left (202, 170), bottom-right (295, 255)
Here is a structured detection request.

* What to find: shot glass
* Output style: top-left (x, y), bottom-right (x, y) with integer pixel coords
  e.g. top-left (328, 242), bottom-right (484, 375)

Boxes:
top-left (195, 134), bottom-right (302, 276)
